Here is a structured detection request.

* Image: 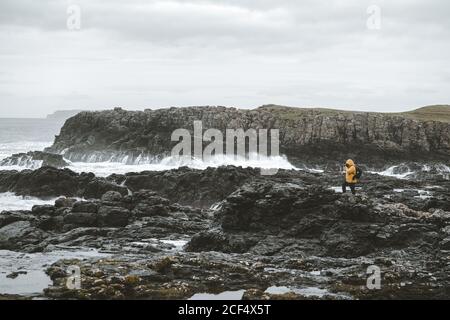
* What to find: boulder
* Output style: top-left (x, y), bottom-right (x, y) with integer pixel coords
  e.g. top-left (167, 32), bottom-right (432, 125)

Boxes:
top-left (97, 206), bottom-right (130, 227)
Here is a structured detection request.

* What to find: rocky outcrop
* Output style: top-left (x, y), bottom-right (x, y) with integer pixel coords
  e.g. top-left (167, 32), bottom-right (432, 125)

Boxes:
top-left (46, 106), bottom-right (450, 165)
top-left (120, 166), bottom-right (261, 207)
top-left (0, 166), bottom-right (127, 198)
top-left (187, 180), bottom-right (450, 257)
top-left (0, 189), bottom-right (208, 252)
top-left (0, 151), bottom-right (68, 168)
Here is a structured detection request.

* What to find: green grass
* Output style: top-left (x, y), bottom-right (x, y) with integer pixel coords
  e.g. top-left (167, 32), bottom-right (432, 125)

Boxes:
top-left (257, 104), bottom-right (450, 123)
top-left (399, 105), bottom-right (450, 123)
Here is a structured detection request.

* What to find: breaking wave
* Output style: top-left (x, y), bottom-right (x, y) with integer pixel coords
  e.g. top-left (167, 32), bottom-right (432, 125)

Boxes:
top-left (0, 155), bottom-right (43, 170)
top-left (371, 166), bottom-right (415, 179)
top-left (66, 154), bottom-right (298, 177)
top-left (370, 164), bottom-right (450, 179)
top-left (0, 141), bottom-right (51, 161)
top-left (0, 193), bottom-right (58, 211)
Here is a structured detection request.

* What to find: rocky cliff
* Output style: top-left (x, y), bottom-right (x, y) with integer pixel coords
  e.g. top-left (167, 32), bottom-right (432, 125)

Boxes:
top-left (46, 105), bottom-right (450, 165)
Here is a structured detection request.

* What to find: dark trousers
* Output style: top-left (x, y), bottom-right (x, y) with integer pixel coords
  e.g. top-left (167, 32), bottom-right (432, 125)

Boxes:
top-left (342, 182), bottom-right (356, 194)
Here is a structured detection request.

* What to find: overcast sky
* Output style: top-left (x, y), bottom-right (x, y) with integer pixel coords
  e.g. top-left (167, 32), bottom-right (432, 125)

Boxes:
top-left (0, 0), bottom-right (449, 117)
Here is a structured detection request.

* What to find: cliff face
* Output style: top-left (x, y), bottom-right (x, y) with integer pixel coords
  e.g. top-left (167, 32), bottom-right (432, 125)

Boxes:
top-left (47, 105), bottom-right (450, 164)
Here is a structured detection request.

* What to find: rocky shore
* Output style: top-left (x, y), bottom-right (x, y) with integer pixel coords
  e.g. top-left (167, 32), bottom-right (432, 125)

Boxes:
top-left (1, 165), bottom-right (449, 299)
top-left (1, 105), bottom-right (449, 299)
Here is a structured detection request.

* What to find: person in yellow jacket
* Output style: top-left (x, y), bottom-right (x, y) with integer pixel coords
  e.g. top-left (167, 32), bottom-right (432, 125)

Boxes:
top-left (342, 159), bottom-right (357, 194)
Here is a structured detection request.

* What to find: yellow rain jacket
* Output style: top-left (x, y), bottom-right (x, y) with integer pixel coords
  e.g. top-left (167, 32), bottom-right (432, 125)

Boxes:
top-left (345, 159), bottom-right (357, 184)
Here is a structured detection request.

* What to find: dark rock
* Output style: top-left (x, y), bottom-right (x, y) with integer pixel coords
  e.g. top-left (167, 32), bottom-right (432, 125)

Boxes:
top-left (72, 201), bottom-right (99, 213)
top-left (133, 204), bottom-right (169, 217)
top-left (63, 212), bottom-right (97, 227)
top-left (124, 166), bottom-right (259, 207)
top-left (97, 206), bottom-right (130, 227)
top-left (0, 221), bottom-right (47, 251)
top-left (37, 215), bottom-right (64, 231)
top-left (186, 229), bottom-right (258, 253)
top-left (0, 151), bottom-right (68, 168)
top-left (83, 180), bottom-right (128, 200)
top-left (6, 271), bottom-right (27, 279)
top-left (101, 191), bottom-right (123, 202)
top-left (55, 197), bottom-right (77, 208)
top-left (0, 167), bottom-right (129, 199)
top-left (31, 205), bottom-right (56, 216)
top-left (0, 211), bottom-right (37, 228)
top-left (0, 167), bottom-right (81, 197)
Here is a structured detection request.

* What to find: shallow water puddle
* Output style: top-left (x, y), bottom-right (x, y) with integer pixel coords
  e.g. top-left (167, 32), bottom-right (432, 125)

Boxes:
top-left (0, 249), bottom-right (110, 295)
top-left (329, 186), bottom-right (362, 193)
top-left (264, 285), bottom-right (350, 299)
top-left (130, 238), bottom-right (189, 252)
top-left (189, 290), bottom-right (245, 300)
top-left (393, 188), bottom-right (433, 199)
top-left (159, 239), bottom-right (188, 250)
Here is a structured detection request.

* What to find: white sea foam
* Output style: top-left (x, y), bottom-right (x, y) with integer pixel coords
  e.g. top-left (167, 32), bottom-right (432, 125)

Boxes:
top-left (65, 154), bottom-right (298, 177)
top-left (369, 166), bottom-right (414, 179)
top-left (0, 141), bottom-right (51, 161)
top-left (189, 290), bottom-right (246, 300)
top-left (264, 285), bottom-right (351, 299)
top-left (0, 141), bottom-right (52, 171)
top-left (0, 193), bottom-right (57, 211)
top-left (1, 143), bottom-right (299, 176)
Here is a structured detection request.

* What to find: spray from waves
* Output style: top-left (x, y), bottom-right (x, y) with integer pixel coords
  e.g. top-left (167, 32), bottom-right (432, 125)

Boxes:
top-left (0, 193), bottom-right (58, 211)
top-left (62, 151), bottom-right (160, 164)
top-left (66, 153), bottom-right (298, 177)
top-left (0, 155), bottom-right (43, 170)
top-left (0, 141), bottom-right (51, 161)
top-left (370, 165), bottom-right (415, 179)
top-left (369, 163), bottom-right (450, 180)
top-left (0, 141), bottom-right (52, 170)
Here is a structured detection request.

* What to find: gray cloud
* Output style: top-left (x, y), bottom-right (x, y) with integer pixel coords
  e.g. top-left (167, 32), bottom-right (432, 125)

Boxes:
top-left (0, 0), bottom-right (449, 117)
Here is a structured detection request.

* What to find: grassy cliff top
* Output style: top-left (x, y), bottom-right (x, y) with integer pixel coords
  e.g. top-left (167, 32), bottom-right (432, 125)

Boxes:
top-left (400, 105), bottom-right (450, 123)
top-left (257, 104), bottom-right (450, 123)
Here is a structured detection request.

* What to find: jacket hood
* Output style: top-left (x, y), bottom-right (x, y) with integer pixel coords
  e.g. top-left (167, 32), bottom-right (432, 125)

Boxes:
top-left (346, 159), bottom-right (355, 167)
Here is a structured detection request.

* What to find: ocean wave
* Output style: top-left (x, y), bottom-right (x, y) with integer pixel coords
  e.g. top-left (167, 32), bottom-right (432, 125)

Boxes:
top-left (369, 164), bottom-right (450, 180)
top-left (0, 141), bottom-right (52, 162)
top-left (0, 192), bottom-right (57, 211)
top-left (370, 165), bottom-right (415, 179)
top-left (66, 154), bottom-right (298, 177)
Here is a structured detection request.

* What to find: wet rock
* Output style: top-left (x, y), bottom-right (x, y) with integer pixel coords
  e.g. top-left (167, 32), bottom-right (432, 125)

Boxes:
top-left (55, 197), bottom-right (77, 208)
top-left (0, 151), bottom-right (68, 168)
top-left (0, 167), bottom-right (127, 199)
top-left (0, 167), bottom-right (81, 197)
top-left (0, 221), bottom-right (47, 251)
top-left (83, 180), bottom-right (128, 200)
top-left (101, 191), bottom-right (123, 202)
top-left (63, 212), bottom-right (97, 227)
top-left (31, 205), bottom-right (56, 216)
top-left (188, 179), bottom-right (447, 260)
top-left (72, 201), bottom-right (99, 213)
top-left (97, 206), bottom-right (130, 227)
top-left (0, 211), bottom-right (37, 228)
top-left (6, 271), bottom-right (27, 279)
top-left (186, 229), bottom-right (258, 253)
top-left (123, 166), bottom-right (259, 207)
